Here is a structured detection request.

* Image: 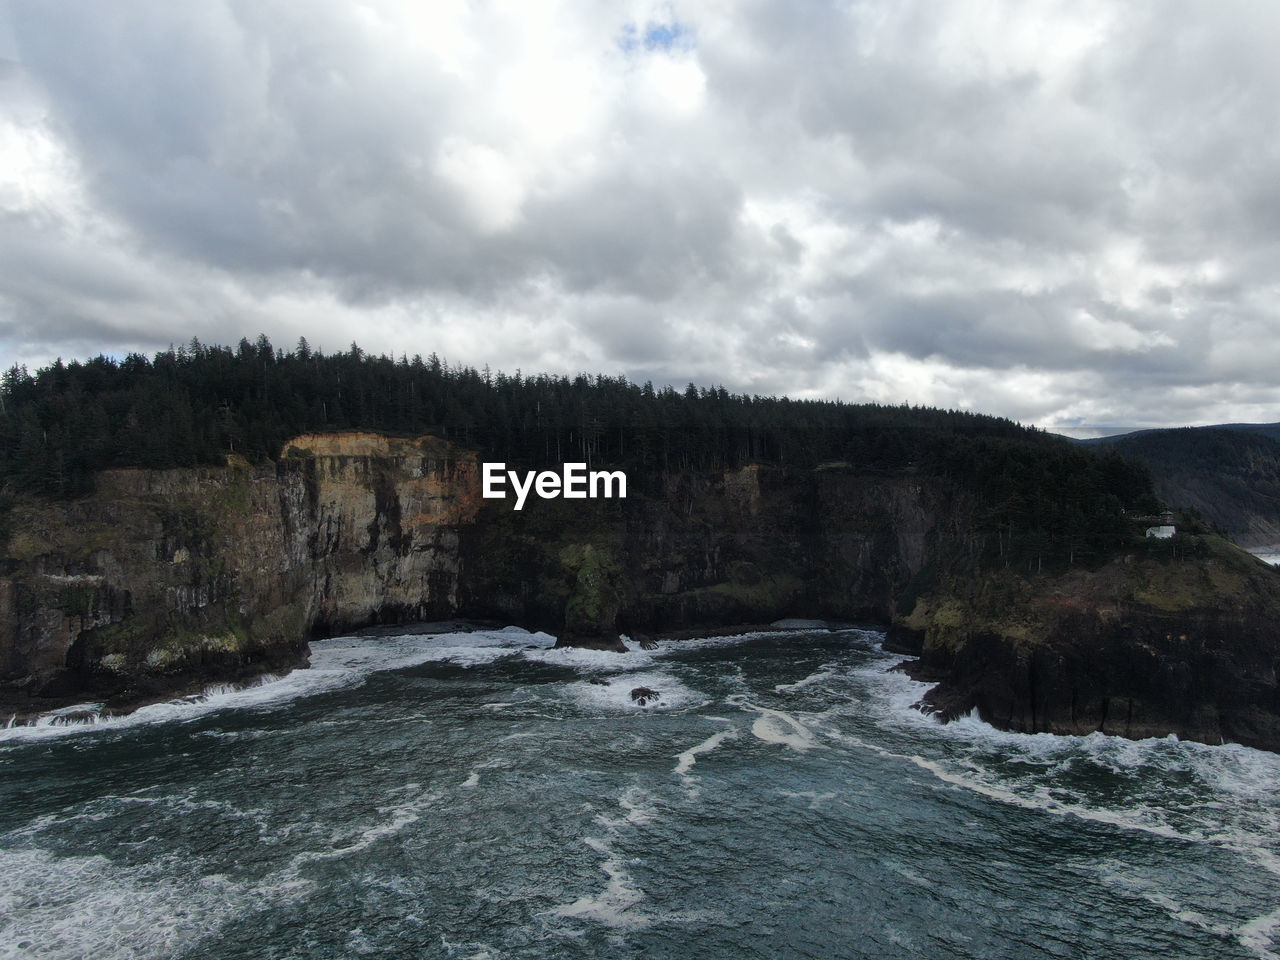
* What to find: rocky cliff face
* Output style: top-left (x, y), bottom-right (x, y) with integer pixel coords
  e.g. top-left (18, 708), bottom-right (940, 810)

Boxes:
top-left (0, 436), bottom-right (953, 716)
top-left (460, 464), bottom-right (959, 643)
top-left (0, 434), bottom-right (482, 715)
top-left (889, 534), bottom-right (1280, 751)
top-left (10, 432), bottom-right (1279, 754)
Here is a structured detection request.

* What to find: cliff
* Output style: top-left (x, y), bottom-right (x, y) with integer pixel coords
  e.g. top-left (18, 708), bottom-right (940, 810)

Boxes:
top-left (1, 434), bottom-right (482, 716)
top-left (8, 431), bottom-right (1280, 755)
top-left (0, 435), bottom-right (951, 717)
top-left (889, 532), bottom-right (1280, 751)
top-left (459, 464), bottom-right (955, 642)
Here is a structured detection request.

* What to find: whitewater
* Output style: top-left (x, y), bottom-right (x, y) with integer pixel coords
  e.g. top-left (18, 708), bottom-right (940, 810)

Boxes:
top-left (2, 626), bottom-right (1278, 959)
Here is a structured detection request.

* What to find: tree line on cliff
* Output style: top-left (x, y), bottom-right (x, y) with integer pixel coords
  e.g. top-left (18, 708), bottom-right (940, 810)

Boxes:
top-left (0, 335), bottom-right (1161, 570)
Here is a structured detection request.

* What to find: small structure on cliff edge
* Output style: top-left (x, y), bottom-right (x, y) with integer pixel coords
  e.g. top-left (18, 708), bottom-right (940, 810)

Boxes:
top-left (1145, 510), bottom-right (1176, 539)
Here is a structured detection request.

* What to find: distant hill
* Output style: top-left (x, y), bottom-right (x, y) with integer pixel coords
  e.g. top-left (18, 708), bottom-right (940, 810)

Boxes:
top-left (1207, 422), bottom-right (1280, 443)
top-left (1079, 426), bottom-right (1280, 549)
top-left (1078, 422), bottom-right (1280, 447)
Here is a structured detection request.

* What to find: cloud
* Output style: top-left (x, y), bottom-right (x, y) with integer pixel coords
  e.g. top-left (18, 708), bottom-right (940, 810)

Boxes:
top-left (2, 0), bottom-right (1280, 434)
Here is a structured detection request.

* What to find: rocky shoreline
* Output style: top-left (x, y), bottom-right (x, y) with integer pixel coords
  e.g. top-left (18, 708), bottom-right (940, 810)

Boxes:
top-left (1, 433), bottom-right (940, 721)
top-left (9, 583), bottom-right (1280, 755)
top-left (1, 640), bottom-right (310, 728)
top-left (887, 534), bottom-right (1280, 752)
top-left (1, 618), bottom-right (873, 727)
top-left (7, 432), bottom-right (1280, 753)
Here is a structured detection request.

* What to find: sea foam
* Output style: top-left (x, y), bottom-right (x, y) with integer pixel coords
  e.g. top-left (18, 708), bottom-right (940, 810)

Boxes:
top-left (850, 643), bottom-right (1280, 925)
top-left (560, 670), bottom-right (705, 714)
top-left (0, 628), bottom-right (557, 743)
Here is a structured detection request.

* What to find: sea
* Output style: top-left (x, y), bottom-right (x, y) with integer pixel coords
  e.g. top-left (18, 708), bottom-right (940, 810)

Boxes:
top-left (3, 626), bottom-right (1279, 960)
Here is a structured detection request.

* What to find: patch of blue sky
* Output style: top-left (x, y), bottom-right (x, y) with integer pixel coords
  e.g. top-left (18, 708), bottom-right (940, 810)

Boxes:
top-left (617, 21), bottom-right (695, 54)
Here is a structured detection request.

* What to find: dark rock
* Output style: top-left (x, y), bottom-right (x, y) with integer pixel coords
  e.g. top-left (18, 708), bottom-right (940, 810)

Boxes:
top-left (553, 633), bottom-right (627, 653)
top-left (899, 538), bottom-right (1280, 751)
top-left (630, 686), bottom-right (659, 705)
top-left (882, 624), bottom-right (924, 656)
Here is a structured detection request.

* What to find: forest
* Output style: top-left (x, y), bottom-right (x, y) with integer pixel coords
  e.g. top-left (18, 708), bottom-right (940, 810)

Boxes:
top-left (0, 335), bottom-right (1162, 571)
top-left (1095, 427), bottom-right (1280, 545)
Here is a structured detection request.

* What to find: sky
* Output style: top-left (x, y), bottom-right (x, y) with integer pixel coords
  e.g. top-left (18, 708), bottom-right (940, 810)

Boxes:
top-left (1, 1), bottom-right (1278, 437)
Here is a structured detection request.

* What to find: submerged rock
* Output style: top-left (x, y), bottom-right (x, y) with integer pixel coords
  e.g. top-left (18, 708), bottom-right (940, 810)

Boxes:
top-left (552, 633), bottom-right (627, 653)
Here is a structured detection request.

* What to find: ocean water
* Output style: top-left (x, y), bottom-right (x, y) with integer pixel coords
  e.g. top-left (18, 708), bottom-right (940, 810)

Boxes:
top-left (3, 627), bottom-right (1279, 960)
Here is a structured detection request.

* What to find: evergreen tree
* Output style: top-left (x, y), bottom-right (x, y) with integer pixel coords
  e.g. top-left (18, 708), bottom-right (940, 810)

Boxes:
top-left (0, 335), bottom-right (1164, 569)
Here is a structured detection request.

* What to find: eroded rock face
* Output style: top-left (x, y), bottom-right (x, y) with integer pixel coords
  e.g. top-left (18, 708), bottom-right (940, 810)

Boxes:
top-left (285, 433), bottom-right (482, 634)
top-left (461, 464), bottom-right (962, 639)
top-left (0, 434), bottom-right (482, 714)
top-left (892, 539), bottom-right (1280, 751)
top-left (6, 431), bottom-right (1280, 752)
top-left (0, 440), bottom-right (952, 715)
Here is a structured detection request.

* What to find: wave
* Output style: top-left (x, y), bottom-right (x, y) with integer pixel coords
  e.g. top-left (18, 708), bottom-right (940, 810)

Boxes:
top-left (0, 629), bottom-right (559, 744)
top-left (773, 662), bottom-right (840, 693)
top-left (284, 786), bottom-right (442, 871)
top-left (0, 669), bottom-right (352, 744)
top-left (548, 784), bottom-right (656, 929)
top-left (727, 696), bottom-right (822, 753)
top-left (0, 775), bottom-right (453, 960)
top-left (0, 622), bottom-right (805, 745)
top-left (560, 670), bottom-right (706, 714)
top-left (1, 624), bottom-right (855, 744)
top-left (0, 847), bottom-right (243, 960)
top-left (549, 835), bottom-right (648, 929)
top-left (546, 784), bottom-right (717, 933)
top-left (673, 724), bottom-right (737, 777)
top-left (841, 648), bottom-right (1280, 959)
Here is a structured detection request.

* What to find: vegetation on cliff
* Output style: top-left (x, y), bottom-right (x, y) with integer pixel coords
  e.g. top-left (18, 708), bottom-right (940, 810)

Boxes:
top-left (2, 356), bottom-right (1277, 746)
top-left (2, 336), bottom-right (1158, 573)
top-left (16, 339), bottom-right (1243, 737)
top-left (892, 517), bottom-right (1280, 750)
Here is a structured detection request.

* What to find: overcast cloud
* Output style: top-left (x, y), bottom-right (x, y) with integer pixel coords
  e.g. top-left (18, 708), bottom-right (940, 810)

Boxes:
top-left (2, 0), bottom-right (1278, 434)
